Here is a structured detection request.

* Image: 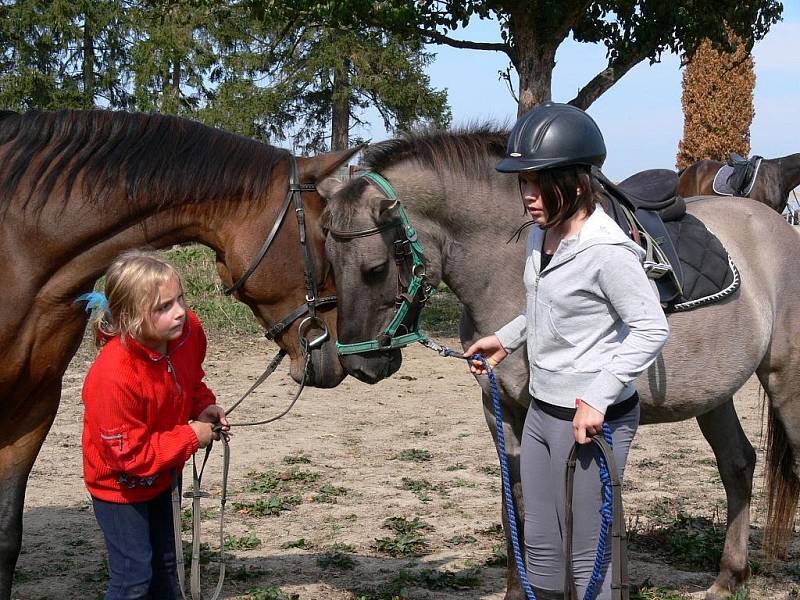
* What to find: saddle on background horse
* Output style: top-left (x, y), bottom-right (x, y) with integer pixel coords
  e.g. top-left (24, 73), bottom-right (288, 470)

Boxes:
top-left (712, 153), bottom-right (764, 197)
top-left (592, 168), bottom-right (740, 313)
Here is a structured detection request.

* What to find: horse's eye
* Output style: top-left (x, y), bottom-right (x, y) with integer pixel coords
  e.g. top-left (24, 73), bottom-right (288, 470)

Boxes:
top-left (365, 262), bottom-right (388, 280)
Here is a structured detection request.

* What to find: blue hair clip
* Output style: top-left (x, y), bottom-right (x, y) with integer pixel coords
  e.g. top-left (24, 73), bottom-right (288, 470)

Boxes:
top-left (76, 291), bottom-right (109, 320)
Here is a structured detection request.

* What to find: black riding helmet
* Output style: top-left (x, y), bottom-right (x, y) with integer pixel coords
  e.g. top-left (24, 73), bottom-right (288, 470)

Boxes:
top-left (496, 102), bottom-right (606, 173)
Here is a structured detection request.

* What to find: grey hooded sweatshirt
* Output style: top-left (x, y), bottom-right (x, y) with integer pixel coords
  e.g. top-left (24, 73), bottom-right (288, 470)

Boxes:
top-left (495, 205), bottom-right (669, 414)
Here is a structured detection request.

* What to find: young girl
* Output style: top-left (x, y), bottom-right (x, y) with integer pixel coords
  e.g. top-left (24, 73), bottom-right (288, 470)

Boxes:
top-left (81, 250), bottom-right (228, 600)
top-left (467, 103), bottom-right (669, 600)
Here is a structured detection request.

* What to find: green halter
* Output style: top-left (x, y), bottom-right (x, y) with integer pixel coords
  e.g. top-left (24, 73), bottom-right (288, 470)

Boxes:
top-left (333, 171), bottom-right (434, 355)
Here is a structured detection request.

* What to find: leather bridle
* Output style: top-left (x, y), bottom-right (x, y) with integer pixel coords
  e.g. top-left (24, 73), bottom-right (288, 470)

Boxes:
top-left (223, 153), bottom-right (334, 352)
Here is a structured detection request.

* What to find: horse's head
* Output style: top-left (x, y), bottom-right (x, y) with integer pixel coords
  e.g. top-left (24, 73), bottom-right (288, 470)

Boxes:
top-left (317, 173), bottom-right (413, 383)
top-left (213, 148), bottom-right (361, 388)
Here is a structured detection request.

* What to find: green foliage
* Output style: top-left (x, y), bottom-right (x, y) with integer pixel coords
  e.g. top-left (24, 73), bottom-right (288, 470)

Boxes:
top-left (631, 584), bottom-right (689, 600)
top-left (233, 495), bottom-right (302, 516)
top-left (374, 516), bottom-right (432, 556)
top-left (630, 511), bottom-right (725, 571)
top-left (316, 543), bottom-right (356, 569)
top-left (395, 448), bottom-right (432, 462)
top-left (246, 586), bottom-right (296, 600)
top-left (312, 483), bottom-right (349, 503)
top-left (224, 531), bottom-right (262, 550)
top-left (401, 477), bottom-right (434, 502)
top-left (282, 452), bottom-right (312, 465)
top-left (420, 284), bottom-right (461, 336)
top-left (261, 0), bottom-right (782, 111)
top-left (164, 245), bottom-right (261, 334)
top-left (485, 542), bottom-right (508, 567)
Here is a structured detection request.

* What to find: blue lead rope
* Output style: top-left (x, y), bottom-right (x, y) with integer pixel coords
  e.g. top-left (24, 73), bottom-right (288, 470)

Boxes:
top-left (468, 353), bottom-right (614, 600)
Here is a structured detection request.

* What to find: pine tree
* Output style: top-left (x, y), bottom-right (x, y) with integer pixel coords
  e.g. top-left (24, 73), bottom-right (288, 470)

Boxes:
top-left (677, 33), bottom-right (756, 169)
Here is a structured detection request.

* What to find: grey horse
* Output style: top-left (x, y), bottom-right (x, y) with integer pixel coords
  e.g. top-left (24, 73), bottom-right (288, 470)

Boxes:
top-left (319, 127), bottom-right (800, 600)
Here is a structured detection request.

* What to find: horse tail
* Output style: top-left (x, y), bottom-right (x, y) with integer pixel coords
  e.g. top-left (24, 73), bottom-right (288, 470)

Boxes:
top-left (763, 398), bottom-right (799, 559)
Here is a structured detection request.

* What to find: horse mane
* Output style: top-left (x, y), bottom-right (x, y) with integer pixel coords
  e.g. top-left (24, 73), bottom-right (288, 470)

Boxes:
top-left (0, 110), bottom-right (289, 216)
top-left (362, 123), bottom-right (508, 176)
top-left (323, 124), bottom-right (508, 231)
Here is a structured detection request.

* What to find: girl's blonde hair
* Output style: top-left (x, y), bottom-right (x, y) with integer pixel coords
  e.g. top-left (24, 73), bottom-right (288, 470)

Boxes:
top-left (92, 250), bottom-right (181, 345)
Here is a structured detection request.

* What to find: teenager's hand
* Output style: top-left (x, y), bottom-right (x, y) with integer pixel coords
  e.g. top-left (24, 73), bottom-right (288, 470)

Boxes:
top-left (197, 405), bottom-right (229, 440)
top-left (190, 421), bottom-right (215, 448)
top-left (573, 399), bottom-right (605, 444)
top-left (464, 335), bottom-right (509, 375)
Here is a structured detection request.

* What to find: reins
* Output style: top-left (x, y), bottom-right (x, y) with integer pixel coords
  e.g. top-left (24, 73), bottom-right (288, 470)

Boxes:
top-left (173, 151), bottom-right (330, 600)
top-left (420, 342), bottom-right (628, 600)
top-left (329, 168), bottom-right (627, 599)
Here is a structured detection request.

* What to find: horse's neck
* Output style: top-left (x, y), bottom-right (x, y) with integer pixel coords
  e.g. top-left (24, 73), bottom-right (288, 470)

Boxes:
top-left (778, 153), bottom-right (800, 195)
top-left (400, 171), bottom-right (528, 338)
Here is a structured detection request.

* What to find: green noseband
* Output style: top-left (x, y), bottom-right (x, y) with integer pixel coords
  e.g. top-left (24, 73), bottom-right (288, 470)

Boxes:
top-left (333, 171), bottom-right (434, 355)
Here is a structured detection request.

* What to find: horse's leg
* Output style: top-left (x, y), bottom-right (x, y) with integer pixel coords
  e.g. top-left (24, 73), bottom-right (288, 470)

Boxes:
top-left (0, 383), bottom-right (61, 600)
top-left (695, 400), bottom-right (756, 600)
top-left (482, 390), bottom-right (528, 600)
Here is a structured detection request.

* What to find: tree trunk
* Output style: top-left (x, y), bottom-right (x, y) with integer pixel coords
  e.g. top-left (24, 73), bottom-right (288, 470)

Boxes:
top-left (510, 13), bottom-right (560, 115)
top-left (331, 59), bottom-right (350, 151)
top-left (82, 11), bottom-right (94, 107)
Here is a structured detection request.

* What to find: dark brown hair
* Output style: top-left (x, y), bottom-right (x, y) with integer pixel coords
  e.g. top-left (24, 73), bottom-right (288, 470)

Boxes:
top-left (533, 165), bottom-right (603, 229)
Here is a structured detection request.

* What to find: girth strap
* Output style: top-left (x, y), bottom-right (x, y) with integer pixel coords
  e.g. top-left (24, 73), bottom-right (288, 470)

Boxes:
top-left (564, 435), bottom-right (629, 600)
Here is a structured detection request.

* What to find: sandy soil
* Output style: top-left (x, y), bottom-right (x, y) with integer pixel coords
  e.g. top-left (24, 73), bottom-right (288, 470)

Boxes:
top-left (11, 333), bottom-right (799, 600)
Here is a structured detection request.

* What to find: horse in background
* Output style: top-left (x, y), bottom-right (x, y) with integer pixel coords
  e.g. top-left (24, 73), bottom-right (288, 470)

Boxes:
top-left (678, 152), bottom-right (800, 213)
top-left (0, 109), bottom-right (359, 599)
top-left (320, 127), bottom-right (800, 600)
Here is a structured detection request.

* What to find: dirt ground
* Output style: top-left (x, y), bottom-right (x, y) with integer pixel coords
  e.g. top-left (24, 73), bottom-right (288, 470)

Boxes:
top-left (11, 333), bottom-right (800, 600)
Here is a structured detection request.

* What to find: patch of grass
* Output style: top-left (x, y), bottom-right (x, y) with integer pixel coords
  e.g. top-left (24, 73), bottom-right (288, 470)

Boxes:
top-left (485, 543), bottom-right (508, 567)
top-left (312, 483), bottom-right (348, 503)
top-left (282, 452), bottom-right (311, 465)
top-left (281, 538), bottom-right (309, 549)
top-left (181, 507), bottom-right (216, 531)
top-left (233, 495), bottom-right (301, 517)
top-left (245, 469), bottom-right (319, 494)
top-left (479, 464), bottom-right (500, 477)
top-left (164, 245), bottom-right (260, 334)
top-left (317, 543), bottom-right (356, 570)
top-left (245, 586), bottom-right (297, 600)
top-left (396, 448), bottom-right (432, 462)
top-left (374, 517), bottom-right (432, 557)
top-left (478, 523), bottom-right (505, 538)
top-left (631, 583), bottom-right (689, 600)
top-left (382, 516), bottom-right (433, 534)
top-left (446, 534), bottom-right (477, 546)
top-left (401, 477), bottom-right (434, 502)
top-left (630, 512), bottom-right (724, 571)
top-left (420, 284), bottom-right (461, 336)
top-left (397, 568), bottom-right (482, 590)
top-left (446, 462), bottom-right (467, 471)
top-left (224, 531), bottom-right (261, 551)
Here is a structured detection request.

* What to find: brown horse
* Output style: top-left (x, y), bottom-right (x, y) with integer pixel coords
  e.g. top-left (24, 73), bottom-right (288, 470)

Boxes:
top-left (678, 153), bottom-right (800, 213)
top-left (321, 128), bottom-right (800, 600)
top-left (0, 109), bottom-right (358, 598)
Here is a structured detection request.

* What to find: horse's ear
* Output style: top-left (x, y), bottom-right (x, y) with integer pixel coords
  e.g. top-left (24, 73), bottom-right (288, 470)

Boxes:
top-left (317, 176), bottom-right (345, 201)
top-left (298, 144), bottom-right (366, 182)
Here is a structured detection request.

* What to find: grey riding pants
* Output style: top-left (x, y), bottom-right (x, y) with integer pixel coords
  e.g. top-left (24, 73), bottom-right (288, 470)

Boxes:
top-left (520, 401), bottom-right (639, 600)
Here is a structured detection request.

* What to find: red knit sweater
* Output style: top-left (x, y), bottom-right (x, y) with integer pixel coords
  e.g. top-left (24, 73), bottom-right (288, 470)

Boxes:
top-left (82, 310), bottom-right (216, 503)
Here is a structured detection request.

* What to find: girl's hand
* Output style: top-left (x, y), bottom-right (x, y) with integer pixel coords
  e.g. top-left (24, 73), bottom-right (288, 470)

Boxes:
top-left (573, 399), bottom-right (604, 444)
top-left (464, 335), bottom-right (509, 375)
top-left (197, 405), bottom-right (230, 440)
top-left (190, 421), bottom-right (214, 448)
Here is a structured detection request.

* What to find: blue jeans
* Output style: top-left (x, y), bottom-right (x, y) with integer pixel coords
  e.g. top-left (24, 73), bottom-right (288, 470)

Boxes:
top-left (92, 490), bottom-right (179, 600)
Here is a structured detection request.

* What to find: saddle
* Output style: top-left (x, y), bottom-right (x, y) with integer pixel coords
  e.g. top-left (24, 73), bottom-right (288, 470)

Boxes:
top-left (593, 168), bottom-right (739, 312)
top-left (712, 153), bottom-right (763, 197)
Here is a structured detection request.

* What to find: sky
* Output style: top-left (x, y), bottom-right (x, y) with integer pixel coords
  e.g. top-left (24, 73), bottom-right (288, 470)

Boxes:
top-left (352, 4), bottom-right (800, 182)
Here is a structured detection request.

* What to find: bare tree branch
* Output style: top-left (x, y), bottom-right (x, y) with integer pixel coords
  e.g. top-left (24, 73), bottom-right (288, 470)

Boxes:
top-left (419, 28), bottom-right (511, 55)
top-left (569, 48), bottom-right (651, 110)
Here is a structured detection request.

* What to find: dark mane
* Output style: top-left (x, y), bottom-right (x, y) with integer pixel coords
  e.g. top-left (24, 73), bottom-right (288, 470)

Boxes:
top-left (323, 124), bottom-right (508, 231)
top-left (0, 110), bottom-right (289, 215)
top-left (362, 123), bottom-right (508, 177)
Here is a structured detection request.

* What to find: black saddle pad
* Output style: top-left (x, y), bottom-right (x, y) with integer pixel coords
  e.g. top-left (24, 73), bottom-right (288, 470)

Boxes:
top-left (663, 211), bottom-right (739, 312)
